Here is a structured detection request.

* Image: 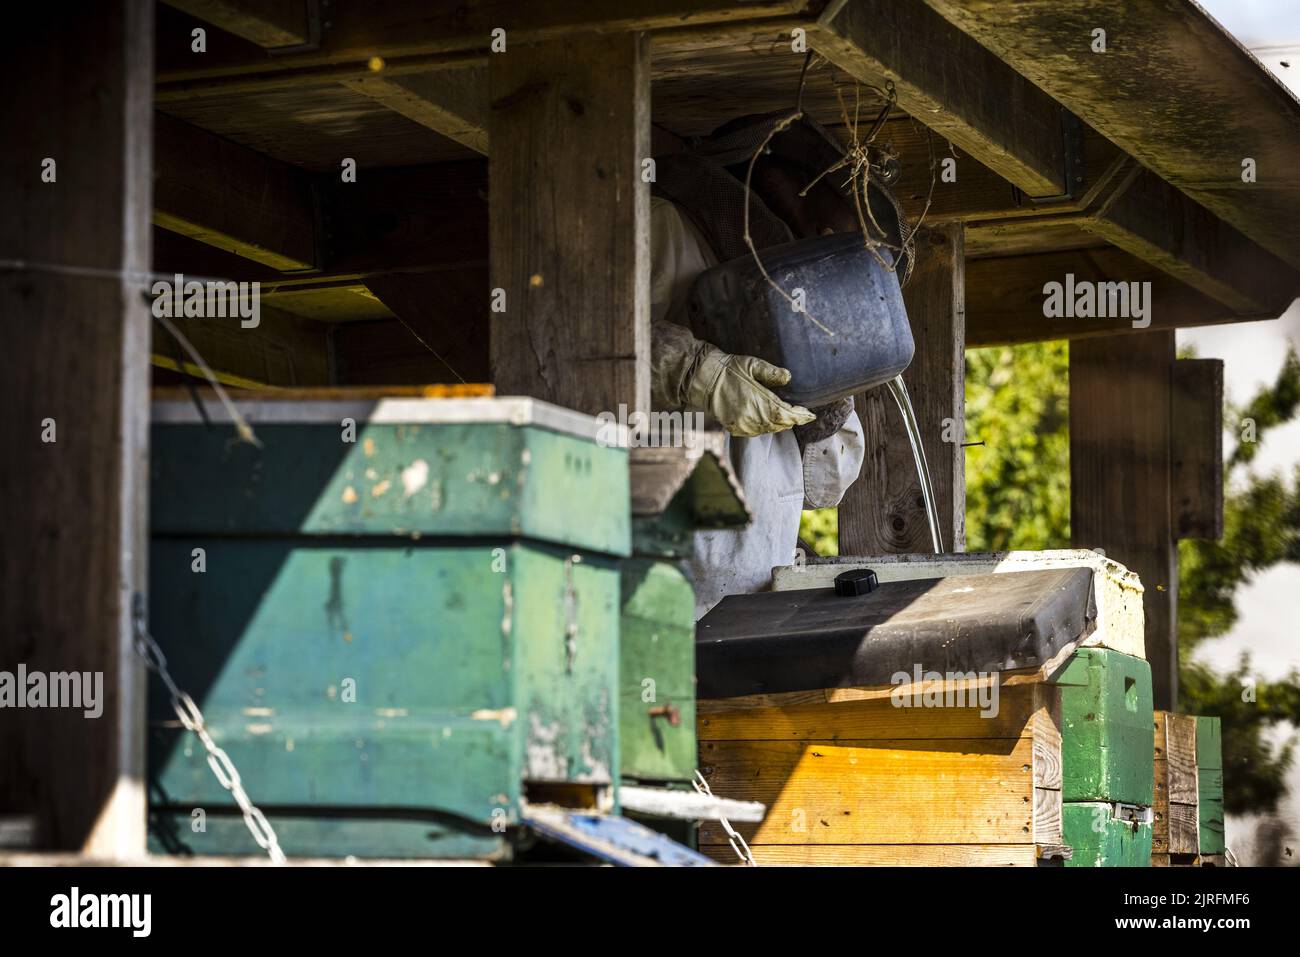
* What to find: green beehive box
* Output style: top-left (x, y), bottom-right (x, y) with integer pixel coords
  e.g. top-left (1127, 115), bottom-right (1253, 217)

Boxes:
top-left (1196, 715), bottom-right (1225, 856)
top-left (1056, 648), bottom-right (1153, 805)
top-left (620, 443), bottom-right (749, 787)
top-left (1062, 803), bottom-right (1153, 867)
top-left (147, 396), bottom-right (629, 860)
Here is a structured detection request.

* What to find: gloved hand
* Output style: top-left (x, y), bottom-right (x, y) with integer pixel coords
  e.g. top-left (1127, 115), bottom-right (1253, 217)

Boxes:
top-left (652, 320), bottom-right (815, 437)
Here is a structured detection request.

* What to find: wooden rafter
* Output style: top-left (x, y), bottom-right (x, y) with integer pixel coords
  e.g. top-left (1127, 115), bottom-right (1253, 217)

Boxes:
top-left (921, 0), bottom-right (1300, 272)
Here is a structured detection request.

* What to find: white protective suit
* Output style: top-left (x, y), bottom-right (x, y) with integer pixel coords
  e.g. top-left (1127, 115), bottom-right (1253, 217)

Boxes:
top-left (649, 196), bottom-right (866, 618)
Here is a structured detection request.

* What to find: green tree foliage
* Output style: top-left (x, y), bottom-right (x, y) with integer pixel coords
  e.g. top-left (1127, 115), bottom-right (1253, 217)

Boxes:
top-left (799, 506), bottom-right (838, 556)
top-left (963, 342), bottom-right (1071, 550)
top-left (959, 340), bottom-right (1300, 816)
top-left (1178, 347), bottom-right (1300, 814)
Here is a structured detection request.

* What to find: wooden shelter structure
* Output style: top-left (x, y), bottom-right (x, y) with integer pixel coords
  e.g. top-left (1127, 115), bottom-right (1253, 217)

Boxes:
top-left (3, 0), bottom-right (1299, 857)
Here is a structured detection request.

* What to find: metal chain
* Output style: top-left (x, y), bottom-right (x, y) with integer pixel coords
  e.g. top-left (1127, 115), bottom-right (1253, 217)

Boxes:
top-left (131, 594), bottom-right (286, 864)
top-left (693, 770), bottom-right (756, 866)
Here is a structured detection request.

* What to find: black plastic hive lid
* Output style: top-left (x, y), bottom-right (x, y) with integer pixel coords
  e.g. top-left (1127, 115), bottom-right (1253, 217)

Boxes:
top-left (684, 232), bottom-right (914, 408)
top-left (695, 568), bottom-right (1096, 699)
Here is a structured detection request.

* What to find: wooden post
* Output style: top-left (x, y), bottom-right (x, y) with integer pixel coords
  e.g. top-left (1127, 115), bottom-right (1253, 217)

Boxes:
top-left (1070, 332), bottom-right (1178, 709)
top-left (840, 225), bottom-right (966, 554)
top-left (0, 0), bottom-right (152, 854)
top-left (488, 33), bottom-right (650, 417)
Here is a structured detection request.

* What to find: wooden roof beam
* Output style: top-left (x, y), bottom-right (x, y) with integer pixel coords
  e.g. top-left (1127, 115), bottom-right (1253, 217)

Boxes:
top-left (884, 114), bottom-right (1298, 313)
top-left (343, 66), bottom-right (489, 155)
top-left (154, 111), bottom-right (318, 270)
top-left (808, 0), bottom-right (1069, 196)
top-left (1083, 165), bottom-right (1299, 316)
top-left (164, 0), bottom-right (311, 48)
top-left (919, 0), bottom-right (1300, 271)
top-left (157, 0), bottom-right (814, 83)
top-left (965, 247), bottom-right (1271, 348)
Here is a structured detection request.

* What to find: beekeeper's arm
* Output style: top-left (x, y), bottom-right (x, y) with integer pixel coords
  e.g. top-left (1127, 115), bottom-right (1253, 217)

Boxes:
top-left (650, 199), bottom-right (814, 437)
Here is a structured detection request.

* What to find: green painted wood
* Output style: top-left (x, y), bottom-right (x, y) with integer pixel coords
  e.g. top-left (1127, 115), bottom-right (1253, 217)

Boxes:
top-left (1063, 802), bottom-right (1153, 867)
top-left (620, 558), bottom-right (696, 783)
top-left (148, 539), bottom-right (620, 857)
top-left (150, 420), bottom-right (630, 556)
top-left (1057, 648), bottom-right (1154, 805)
top-left (1196, 715), bottom-right (1225, 855)
top-left (149, 810), bottom-right (510, 861)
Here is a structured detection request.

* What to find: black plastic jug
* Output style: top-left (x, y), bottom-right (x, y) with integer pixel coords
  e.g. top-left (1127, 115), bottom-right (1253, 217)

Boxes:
top-left (683, 232), bottom-right (913, 409)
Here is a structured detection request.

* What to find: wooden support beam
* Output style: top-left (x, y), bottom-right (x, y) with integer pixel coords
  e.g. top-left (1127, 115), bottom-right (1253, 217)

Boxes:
top-left (965, 248), bottom-right (1271, 348)
top-left (920, 0), bottom-right (1300, 273)
top-left (488, 34), bottom-right (651, 415)
top-left (887, 117), bottom-right (1297, 313)
top-left (0, 0), bottom-right (152, 856)
top-left (809, 0), bottom-right (1067, 196)
top-left (1083, 166), bottom-right (1299, 316)
top-left (1171, 359), bottom-right (1225, 542)
top-left (154, 111), bottom-right (317, 270)
top-left (156, 0), bottom-right (811, 86)
top-left (1070, 332), bottom-right (1178, 709)
top-left (163, 0), bottom-right (309, 48)
top-left (840, 225), bottom-right (965, 554)
top-left (343, 66), bottom-right (489, 155)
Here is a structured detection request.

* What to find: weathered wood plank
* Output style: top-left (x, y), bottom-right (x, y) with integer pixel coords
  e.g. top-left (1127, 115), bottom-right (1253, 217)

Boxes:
top-left (840, 225), bottom-right (964, 554)
top-left (156, 0), bottom-right (812, 83)
top-left (0, 0), bottom-right (153, 856)
top-left (699, 682), bottom-right (1040, 741)
top-left (1032, 684), bottom-right (1063, 845)
top-left (163, 0), bottom-right (308, 48)
top-left (1070, 332), bottom-right (1178, 709)
top-left (488, 34), bottom-right (650, 415)
top-left (343, 66), bottom-right (489, 155)
top-left (1171, 359), bottom-right (1225, 541)
top-left (920, 0), bottom-right (1300, 272)
top-left (1083, 166), bottom-right (1300, 316)
top-left (966, 248), bottom-right (1263, 347)
top-left (154, 110), bottom-right (317, 270)
top-left (809, 0), bottom-right (1066, 196)
top-left (1162, 710), bottom-right (1199, 806)
top-left (698, 736), bottom-right (1036, 845)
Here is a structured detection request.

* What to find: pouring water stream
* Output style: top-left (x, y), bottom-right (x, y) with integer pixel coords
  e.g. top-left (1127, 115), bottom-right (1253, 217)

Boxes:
top-left (885, 374), bottom-right (944, 555)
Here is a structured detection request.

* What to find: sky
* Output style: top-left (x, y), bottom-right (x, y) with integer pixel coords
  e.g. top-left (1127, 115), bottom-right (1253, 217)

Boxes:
top-left (1177, 0), bottom-right (1300, 864)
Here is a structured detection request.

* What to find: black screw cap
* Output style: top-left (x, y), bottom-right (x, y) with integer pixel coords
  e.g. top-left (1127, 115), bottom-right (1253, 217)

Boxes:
top-left (834, 568), bottom-right (879, 597)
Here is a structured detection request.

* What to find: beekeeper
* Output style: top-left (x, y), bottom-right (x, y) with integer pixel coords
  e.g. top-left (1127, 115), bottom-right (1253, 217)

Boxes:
top-left (649, 112), bottom-right (893, 617)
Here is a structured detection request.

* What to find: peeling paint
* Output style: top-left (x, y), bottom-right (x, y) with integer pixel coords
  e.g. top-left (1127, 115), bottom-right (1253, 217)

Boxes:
top-left (401, 458), bottom-right (429, 497)
top-left (371, 479), bottom-right (391, 497)
top-left (374, 707), bottom-right (408, 718)
top-left (471, 706), bottom-right (518, 728)
top-left (363, 437), bottom-right (375, 457)
top-left (246, 723), bottom-right (273, 735)
top-left (341, 485), bottom-right (358, 504)
top-left (526, 712), bottom-right (565, 779)
top-left (242, 707), bottom-right (276, 717)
